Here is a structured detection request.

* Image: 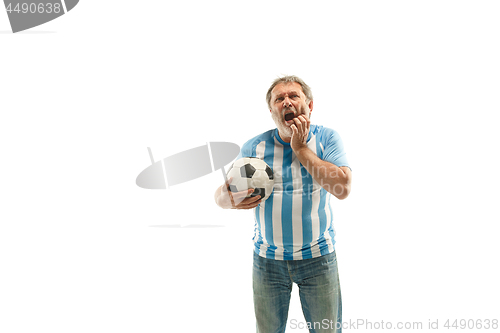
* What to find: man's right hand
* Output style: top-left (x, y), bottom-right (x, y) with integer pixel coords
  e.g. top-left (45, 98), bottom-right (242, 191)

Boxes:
top-left (214, 177), bottom-right (262, 210)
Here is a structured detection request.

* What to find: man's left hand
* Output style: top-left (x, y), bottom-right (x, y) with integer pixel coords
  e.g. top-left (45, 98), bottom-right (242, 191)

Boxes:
top-left (290, 115), bottom-right (310, 152)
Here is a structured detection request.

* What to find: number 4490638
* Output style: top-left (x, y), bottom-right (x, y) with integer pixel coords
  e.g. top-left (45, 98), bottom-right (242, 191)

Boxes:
top-left (444, 319), bottom-right (498, 330)
top-left (6, 3), bottom-right (62, 14)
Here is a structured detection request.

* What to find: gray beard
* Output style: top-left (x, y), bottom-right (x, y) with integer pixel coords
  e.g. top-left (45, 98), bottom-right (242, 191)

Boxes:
top-left (271, 111), bottom-right (293, 139)
top-left (271, 108), bottom-right (310, 140)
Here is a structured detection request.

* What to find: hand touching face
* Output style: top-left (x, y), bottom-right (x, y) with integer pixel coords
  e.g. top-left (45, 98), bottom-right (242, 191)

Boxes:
top-left (290, 115), bottom-right (311, 152)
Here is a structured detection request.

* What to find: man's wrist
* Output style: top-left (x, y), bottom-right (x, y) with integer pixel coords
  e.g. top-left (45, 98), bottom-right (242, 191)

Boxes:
top-left (292, 145), bottom-right (310, 157)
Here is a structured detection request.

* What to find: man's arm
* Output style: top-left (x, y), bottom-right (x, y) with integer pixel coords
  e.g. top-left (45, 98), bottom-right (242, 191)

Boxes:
top-left (290, 116), bottom-right (352, 200)
top-left (294, 148), bottom-right (351, 200)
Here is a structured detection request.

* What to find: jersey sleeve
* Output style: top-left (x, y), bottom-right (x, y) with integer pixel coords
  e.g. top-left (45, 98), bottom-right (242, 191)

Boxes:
top-left (236, 129), bottom-right (274, 160)
top-left (236, 138), bottom-right (254, 159)
top-left (321, 128), bottom-right (351, 170)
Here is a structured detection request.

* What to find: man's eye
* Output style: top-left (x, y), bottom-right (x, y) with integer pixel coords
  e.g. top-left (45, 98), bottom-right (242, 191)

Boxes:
top-left (276, 97), bottom-right (283, 102)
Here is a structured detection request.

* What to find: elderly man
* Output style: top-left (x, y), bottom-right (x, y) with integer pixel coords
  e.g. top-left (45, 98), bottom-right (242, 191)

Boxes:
top-left (214, 75), bottom-right (351, 333)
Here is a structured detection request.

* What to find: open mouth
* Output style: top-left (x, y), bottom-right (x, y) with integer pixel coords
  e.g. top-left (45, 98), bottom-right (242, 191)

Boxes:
top-left (284, 112), bottom-right (296, 121)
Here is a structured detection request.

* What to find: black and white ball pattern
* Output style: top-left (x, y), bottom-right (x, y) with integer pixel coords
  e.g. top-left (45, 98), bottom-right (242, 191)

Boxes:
top-left (227, 157), bottom-right (274, 201)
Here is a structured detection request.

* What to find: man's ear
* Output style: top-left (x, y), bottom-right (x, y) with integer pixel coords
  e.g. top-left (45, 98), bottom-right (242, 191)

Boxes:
top-left (308, 100), bottom-right (314, 114)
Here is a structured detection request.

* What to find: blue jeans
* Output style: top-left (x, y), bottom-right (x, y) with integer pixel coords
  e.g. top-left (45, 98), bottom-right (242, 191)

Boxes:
top-left (253, 251), bottom-right (342, 333)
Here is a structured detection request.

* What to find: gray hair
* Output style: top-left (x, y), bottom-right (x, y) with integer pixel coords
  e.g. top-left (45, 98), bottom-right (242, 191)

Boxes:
top-left (266, 75), bottom-right (313, 109)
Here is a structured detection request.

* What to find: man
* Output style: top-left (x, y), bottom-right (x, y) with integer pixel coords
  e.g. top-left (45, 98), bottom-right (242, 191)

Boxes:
top-left (214, 75), bottom-right (351, 333)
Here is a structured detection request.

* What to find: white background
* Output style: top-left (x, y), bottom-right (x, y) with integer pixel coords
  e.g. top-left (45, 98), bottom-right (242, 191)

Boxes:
top-left (1, 1), bottom-right (499, 332)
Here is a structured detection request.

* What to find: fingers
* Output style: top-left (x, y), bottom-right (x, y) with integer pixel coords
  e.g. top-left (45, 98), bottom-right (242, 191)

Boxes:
top-left (223, 176), bottom-right (233, 190)
top-left (229, 188), bottom-right (262, 209)
top-left (230, 187), bottom-right (253, 198)
top-left (293, 116), bottom-right (303, 133)
top-left (234, 195), bottom-right (262, 209)
top-left (293, 115), bottom-right (310, 134)
top-left (300, 115), bottom-right (310, 133)
top-left (292, 115), bottom-right (310, 143)
top-left (295, 115), bottom-right (309, 126)
top-left (225, 181), bottom-right (264, 209)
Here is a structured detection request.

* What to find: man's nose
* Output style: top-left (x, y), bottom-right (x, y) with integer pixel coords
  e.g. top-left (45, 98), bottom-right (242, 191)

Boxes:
top-left (283, 97), bottom-right (292, 107)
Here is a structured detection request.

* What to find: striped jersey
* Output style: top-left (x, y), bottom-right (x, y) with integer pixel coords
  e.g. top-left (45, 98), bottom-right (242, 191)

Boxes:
top-left (237, 124), bottom-right (350, 260)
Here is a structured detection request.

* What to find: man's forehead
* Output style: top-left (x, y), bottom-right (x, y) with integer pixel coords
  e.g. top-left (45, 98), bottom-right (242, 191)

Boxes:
top-left (271, 82), bottom-right (304, 96)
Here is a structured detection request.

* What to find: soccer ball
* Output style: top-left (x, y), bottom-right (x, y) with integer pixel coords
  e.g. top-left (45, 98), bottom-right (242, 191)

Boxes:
top-left (226, 157), bottom-right (274, 202)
